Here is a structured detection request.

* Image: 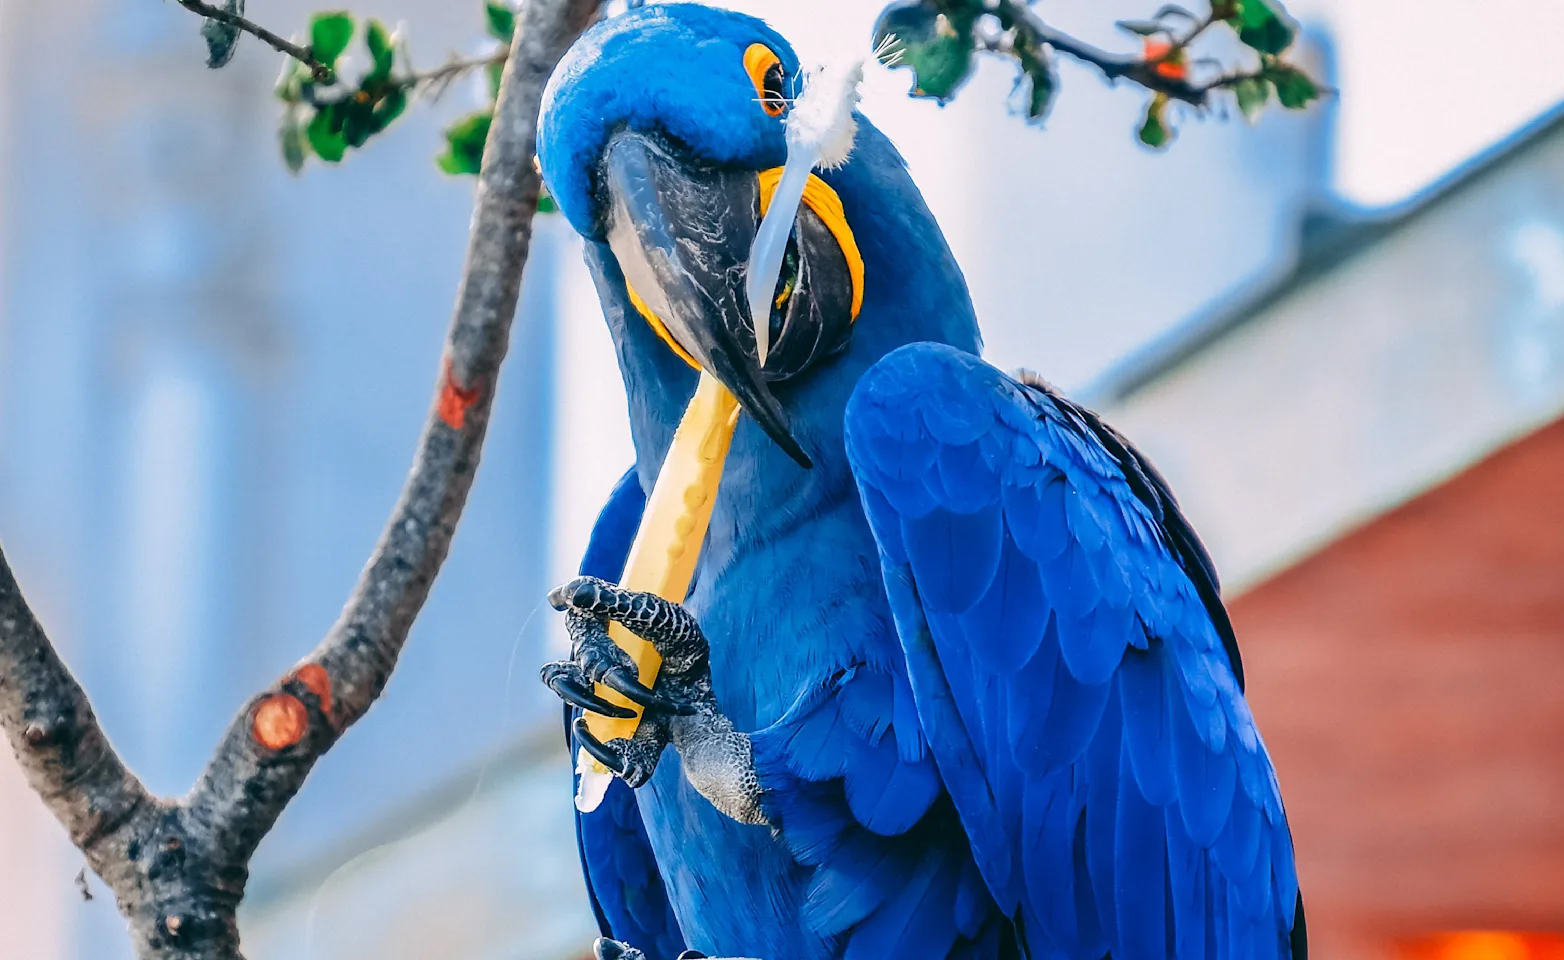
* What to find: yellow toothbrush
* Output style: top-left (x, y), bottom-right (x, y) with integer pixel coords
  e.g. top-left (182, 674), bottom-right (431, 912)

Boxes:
top-left (575, 371), bottom-right (740, 813)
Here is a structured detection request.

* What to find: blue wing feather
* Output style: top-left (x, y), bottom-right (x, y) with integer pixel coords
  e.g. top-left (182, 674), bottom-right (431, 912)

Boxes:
top-left (1115, 738), bottom-right (1171, 960)
top-left (962, 534), bottom-right (1049, 673)
top-left (1119, 648), bottom-right (1177, 806)
top-left (902, 504), bottom-right (1005, 613)
top-left (567, 468), bottom-right (687, 959)
top-left (844, 343), bottom-right (1303, 960)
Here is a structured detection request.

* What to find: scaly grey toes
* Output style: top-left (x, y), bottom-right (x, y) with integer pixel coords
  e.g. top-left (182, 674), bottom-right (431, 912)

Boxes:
top-left (550, 576), bottom-right (710, 678)
top-left (563, 605), bottom-right (638, 682)
top-left (572, 715), bottom-right (670, 788)
top-left (548, 578), bottom-right (764, 822)
top-left (540, 601), bottom-right (690, 717)
top-left (548, 578), bottom-right (707, 712)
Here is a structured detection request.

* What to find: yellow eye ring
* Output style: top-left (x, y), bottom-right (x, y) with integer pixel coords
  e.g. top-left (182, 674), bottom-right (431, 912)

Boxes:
top-left (744, 43), bottom-right (787, 118)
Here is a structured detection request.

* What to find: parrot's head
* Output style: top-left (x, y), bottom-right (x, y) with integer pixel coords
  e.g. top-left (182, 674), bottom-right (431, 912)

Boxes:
top-left (539, 3), bottom-right (977, 476)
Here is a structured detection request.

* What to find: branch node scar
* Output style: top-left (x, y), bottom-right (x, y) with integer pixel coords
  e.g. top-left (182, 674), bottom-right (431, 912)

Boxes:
top-left (438, 357), bottom-right (483, 430)
top-left (252, 694), bottom-right (309, 750)
top-left (290, 663), bottom-right (334, 716)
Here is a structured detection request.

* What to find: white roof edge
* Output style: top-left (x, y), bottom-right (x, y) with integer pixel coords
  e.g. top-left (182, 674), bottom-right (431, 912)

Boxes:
top-left (1096, 108), bottom-right (1564, 593)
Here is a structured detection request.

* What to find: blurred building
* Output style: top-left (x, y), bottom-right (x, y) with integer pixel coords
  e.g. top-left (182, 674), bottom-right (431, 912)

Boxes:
top-left (1098, 103), bottom-right (1564, 959)
top-left (0, 1), bottom-right (1561, 960)
top-left (0, 0), bottom-right (564, 956)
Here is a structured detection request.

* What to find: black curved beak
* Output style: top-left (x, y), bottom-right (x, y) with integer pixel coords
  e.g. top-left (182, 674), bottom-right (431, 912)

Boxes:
top-left (600, 129), bottom-right (813, 469)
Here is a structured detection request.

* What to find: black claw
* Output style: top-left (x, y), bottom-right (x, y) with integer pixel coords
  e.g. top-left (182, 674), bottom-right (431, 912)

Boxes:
top-left (602, 667), bottom-right (696, 716)
top-left (600, 667), bottom-right (658, 706)
top-left (547, 673), bottom-right (638, 720)
top-left (548, 583), bottom-right (571, 611)
top-left (676, 952), bottom-right (708, 959)
top-left (573, 716), bottom-right (626, 774)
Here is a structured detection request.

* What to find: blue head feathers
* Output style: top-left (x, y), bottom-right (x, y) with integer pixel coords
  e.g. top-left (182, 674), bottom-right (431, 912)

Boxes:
top-left (540, 5), bottom-right (799, 240)
top-left (539, 3), bottom-right (980, 481)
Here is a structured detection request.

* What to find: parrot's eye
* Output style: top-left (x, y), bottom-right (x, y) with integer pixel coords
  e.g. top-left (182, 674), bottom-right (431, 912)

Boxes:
top-left (744, 43), bottom-right (787, 118)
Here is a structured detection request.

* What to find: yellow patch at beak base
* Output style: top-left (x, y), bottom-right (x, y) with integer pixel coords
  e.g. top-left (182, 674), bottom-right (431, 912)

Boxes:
top-left (625, 169), bottom-right (865, 368)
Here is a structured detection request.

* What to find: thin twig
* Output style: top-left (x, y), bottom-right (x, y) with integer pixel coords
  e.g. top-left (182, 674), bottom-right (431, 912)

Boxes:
top-left (0, 0), bottom-right (600, 956)
top-left (173, 0), bottom-right (334, 81)
top-left (406, 50), bottom-right (511, 99)
top-left (990, 0), bottom-right (1262, 108)
top-left (1171, 11), bottom-right (1220, 52)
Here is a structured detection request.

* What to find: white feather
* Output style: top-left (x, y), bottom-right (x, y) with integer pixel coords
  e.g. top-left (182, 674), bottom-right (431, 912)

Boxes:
top-left (746, 53), bottom-right (864, 366)
top-left (787, 54), bottom-right (864, 169)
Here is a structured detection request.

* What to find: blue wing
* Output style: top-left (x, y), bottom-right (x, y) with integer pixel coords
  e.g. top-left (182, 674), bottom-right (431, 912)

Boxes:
top-left (567, 468), bottom-right (687, 958)
top-left (843, 343), bottom-right (1305, 960)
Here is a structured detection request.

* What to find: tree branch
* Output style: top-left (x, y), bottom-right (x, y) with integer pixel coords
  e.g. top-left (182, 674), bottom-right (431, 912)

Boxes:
top-left (186, 0), bottom-right (600, 864)
top-left (993, 0), bottom-right (1261, 108)
top-left (172, 0), bottom-right (335, 81)
top-left (0, 0), bottom-right (600, 956)
top-left (0, 548), bottom-right (159, 909)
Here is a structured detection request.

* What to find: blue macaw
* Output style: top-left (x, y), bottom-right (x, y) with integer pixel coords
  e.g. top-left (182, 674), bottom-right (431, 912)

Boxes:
top-left (537, 6), bottom-right (1305, 960)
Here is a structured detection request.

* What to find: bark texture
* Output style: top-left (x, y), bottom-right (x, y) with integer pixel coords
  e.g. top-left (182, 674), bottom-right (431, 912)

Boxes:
top-left (0, 1), bottom-right (600, 956)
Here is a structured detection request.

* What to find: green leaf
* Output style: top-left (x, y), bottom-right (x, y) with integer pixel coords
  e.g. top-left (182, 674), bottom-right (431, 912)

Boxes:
top-left (1232, 75), bottom-right (1271, 121)
top-left (280, 113), bottom-right (309, 174)
top-left (485, 2), bottom-right (516, 43)
top-left (873, 1), bottom-right (977, 103)
top-left (1115, 19), bottom-right (1167, 37)
top-left (310, 12), bottom-right (355, 69)
top-left (1138, 95), bottom-right (1172, 149)
top-left (1263, 62), bottom-right (1320, 109)
top-left (338, 96), bottom-right (376, 148)
top-left (370, 88), bottom-right (408, 134)
top-left (1015, 49), bottom-right (1058, 122)
top-left (365, 19), bottom-right (396, 83)
top-left (1225, 0), bottom-right (1296, 55)
top-left (306, 106), bottom-right (347, 163)
top-left (436, 111), bottom-right (493, 176)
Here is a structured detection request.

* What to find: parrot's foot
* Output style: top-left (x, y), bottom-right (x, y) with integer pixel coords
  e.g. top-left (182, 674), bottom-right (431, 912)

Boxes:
top-left (543, 577), bottom-right (770, 825)
top-left (593, 938), bottom-right (718, 960)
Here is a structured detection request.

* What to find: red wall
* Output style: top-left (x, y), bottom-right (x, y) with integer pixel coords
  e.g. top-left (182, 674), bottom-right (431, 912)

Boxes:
top-left (1231, 419), bottom-right (1564, 960)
